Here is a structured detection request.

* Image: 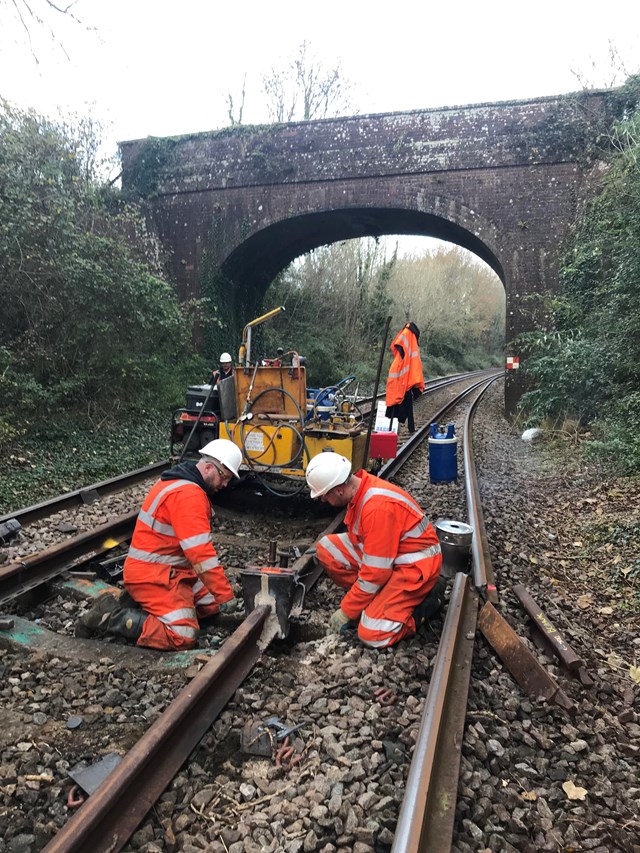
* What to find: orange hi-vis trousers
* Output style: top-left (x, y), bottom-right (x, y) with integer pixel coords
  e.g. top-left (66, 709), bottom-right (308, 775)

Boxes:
top-left (317, 532), bottom-right (441, 648)
top-left (125, 569), bottom-right (220, 651)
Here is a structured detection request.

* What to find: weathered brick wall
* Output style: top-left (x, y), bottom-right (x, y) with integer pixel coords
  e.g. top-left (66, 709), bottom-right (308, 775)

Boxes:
top-left (120, 91), bottom-right (613, 414)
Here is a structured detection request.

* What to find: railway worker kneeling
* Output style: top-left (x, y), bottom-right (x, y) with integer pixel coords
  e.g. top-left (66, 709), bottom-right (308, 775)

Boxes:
top-left (306, 452), bottom-right (446, 648)
top-left (76, 439), bottom-right (241, 650)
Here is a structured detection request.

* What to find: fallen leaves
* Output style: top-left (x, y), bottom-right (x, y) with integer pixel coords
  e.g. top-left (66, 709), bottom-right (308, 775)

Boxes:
top-left (630, 665), bottom-right (640, 685)
top-left (562, 780), bottom-right (588, 801)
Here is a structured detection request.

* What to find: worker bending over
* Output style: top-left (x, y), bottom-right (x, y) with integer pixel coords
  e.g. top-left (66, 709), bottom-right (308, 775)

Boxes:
top-left (306, 452), bottom-right (445, 648)
top-left (76, 439), bottom-right (241, 650)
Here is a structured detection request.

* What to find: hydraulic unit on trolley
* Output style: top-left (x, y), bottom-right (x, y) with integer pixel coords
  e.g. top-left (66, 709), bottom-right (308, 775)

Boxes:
top-left (171, 307), bottom-right (374, 495)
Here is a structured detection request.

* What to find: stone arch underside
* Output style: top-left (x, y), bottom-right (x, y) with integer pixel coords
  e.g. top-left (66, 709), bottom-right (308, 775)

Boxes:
top-left (219, 204), bottom-right (505, 300)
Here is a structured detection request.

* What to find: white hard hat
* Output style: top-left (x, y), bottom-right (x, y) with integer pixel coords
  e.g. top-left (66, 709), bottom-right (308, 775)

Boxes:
top-left (200, 439), bottom-right (242, 478)
top-left (305, 452), bottom-right (351, 498)
top-left (219, 352), bottom-right (232, 364)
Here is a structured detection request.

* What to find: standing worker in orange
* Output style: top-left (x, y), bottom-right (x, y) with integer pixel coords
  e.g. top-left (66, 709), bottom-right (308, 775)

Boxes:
top-left (305, 452), bottom-right (445, 648)
top-left (385, 322), bottom-right (424, 434)
top-left (76, 439), bottom-right (241, 650)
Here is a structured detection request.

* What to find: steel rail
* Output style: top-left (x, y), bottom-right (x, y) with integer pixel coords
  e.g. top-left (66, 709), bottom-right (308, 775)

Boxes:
top-left (464, 373), bottom-right (504, 603)
top-left (391, 372), bottom-right (502, 853)
top-left (0, 511), bottom-right (138, 607)
top-left (43, 605), bottom-right (271, 853)
top-left (0, 461), bottom-right (169, 528)
top-left (391, 574), bottom-right (478, 852)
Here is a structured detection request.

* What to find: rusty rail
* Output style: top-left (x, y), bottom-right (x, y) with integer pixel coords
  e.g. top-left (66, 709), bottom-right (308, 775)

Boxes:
top-left (392, 372), bottom-right (502, 852)
top-left (43, 606), bottom-right (271, 853)
top-left (0, 512), bottom-right (137, 606)
top-left (392, 574), bottom-right (478, 851)
top-left (0, 462), bottom-right (169, 529)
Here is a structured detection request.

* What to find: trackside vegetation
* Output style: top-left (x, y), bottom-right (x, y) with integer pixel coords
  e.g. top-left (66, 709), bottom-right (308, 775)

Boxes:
top-left (517, 82), bottom-right (640, 472)
top-left (0, 103), bottom-right (206, 509)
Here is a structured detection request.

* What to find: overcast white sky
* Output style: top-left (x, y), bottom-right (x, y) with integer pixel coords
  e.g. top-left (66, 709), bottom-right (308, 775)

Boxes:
top-left (2, 0), bottom-right (639, 145)
top-left (1, 0), bottom-right (639, 256)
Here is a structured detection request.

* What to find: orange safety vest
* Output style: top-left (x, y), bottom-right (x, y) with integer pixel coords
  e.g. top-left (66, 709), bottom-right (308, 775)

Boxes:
top-left (339, 470), bottom-right (441, 619)
top-left (385, 324), bottom-right (425, 407)
top-left (123, 477), bottom-right (234, 604)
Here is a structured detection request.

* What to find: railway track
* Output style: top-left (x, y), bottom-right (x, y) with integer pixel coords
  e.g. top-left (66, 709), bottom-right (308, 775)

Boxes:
top-left (3, 368), bottom-right (633, 853)
top-left (2, 370), bottom-right (496, 852)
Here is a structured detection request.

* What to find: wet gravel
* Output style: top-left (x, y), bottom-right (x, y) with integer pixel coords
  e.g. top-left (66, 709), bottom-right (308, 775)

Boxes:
top-left (1, 379), bottom-right (638, 852)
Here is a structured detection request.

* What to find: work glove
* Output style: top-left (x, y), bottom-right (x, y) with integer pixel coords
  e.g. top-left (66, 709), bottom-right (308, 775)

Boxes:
top-left (328, 607), bottom-right (352, 635)
top-left (219, 596), bottom-right (238, 615)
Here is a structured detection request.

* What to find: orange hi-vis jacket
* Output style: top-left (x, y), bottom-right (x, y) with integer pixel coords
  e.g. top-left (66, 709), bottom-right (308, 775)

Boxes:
top-left (338, 470), bottom-right (441, 620)
top-left (385, 324), bottom-right (425, 407)
top-left (123, 477), bottom-right (234, 605)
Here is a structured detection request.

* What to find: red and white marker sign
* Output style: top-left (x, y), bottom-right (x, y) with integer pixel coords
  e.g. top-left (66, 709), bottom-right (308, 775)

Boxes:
top-left (506, 356), bottom-right (520, 370)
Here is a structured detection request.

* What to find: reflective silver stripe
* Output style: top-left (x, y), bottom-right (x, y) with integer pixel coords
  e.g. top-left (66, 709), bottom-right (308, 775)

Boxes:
top-left (394, 544), bottom-right (442, 565)
top-left (180, 532), bottom-right (212, 550)
top-left (357, 578), bottom-right (382, 594)
top-left (361, 552), bottom-right (394, 570)
top-left (147, 479), bottom-right (200, 515)
top-left (199, 556), bottom-right (221, 571)
top-left (360, 612), bottom-right (404, 634)
top-left (354, 487), bottom-right (421, 535)
top-left (361, 635), bottom-right (395, 648)
top-left (335, 532), bottom-right (362, 562)
top-left (388, 364), bottom-right (410, 379)
top-left (165, 623), bottom-right (198, 639)
top-left (159, 607), bottom-right (196, 623)
top-left (137, 479), bottom-right (202, 534)
top-left (196, 592), bottom-right (215, 605)
top-left (126, 547), bottom-right (190, 566)
top-left (137, 509), bottom-right (175, 537)
top-left (401, 517), bottom-right (429, 539)
top-left (192, 580), bottom-right (204, 594)
top-left (319, 536), bottom-right (355, 568)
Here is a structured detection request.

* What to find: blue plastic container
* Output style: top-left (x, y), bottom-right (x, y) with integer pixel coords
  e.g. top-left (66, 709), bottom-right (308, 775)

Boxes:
top-left (428, 422), bottom-right (458, 483)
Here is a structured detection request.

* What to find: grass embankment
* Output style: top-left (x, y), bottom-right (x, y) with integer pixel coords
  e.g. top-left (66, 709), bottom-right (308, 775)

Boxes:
top-left (0, 415), bottom-right (169, 514)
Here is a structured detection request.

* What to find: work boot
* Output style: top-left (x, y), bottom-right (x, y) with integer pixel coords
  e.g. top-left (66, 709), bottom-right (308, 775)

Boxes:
top-left (75, 592), bottom-right (122, 638)
top-left (107, 608), bottom-right (147, 642)
top-left (413, 575), bottom-right (448, 631)
top-left (75, 591), bottom-right (146, 642)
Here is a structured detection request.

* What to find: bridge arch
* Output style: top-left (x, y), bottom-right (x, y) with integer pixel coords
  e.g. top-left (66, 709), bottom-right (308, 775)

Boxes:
top-left (219, 200), bottom-right (504, 300)
top-left (121, 87), bottom-right (629, 412)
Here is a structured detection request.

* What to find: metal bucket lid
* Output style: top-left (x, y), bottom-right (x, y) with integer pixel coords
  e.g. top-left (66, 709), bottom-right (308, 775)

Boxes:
top-left (435, 519), bottom-right (473, 545)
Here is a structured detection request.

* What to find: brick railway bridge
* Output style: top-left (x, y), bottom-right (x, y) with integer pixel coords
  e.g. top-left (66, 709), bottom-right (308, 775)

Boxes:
top-left (120, 87), bottom-right (628, 414)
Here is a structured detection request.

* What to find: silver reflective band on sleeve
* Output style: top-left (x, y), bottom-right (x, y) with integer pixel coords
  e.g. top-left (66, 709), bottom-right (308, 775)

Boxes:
top-left (126, 547), bottom-right (190, 566)
top-left (357, 578), bottom-right (382, 594)
top-left (196, 592), bottom-right (215, 606)
top-left (199, 555), bottom-right (221, 571)
top-left (401, 517), bottom-right (429, 539)
top-left (393, 544), bottom-right (442, 565)
top-left (180, 532), bottom-right (212, 550)
top-left (360, 612), bottom-right (404, 634)
top-left (192, 580), bottom-right (204, 594)
top-left (361, 552), bottom-right (394, 570)
top-left (319, 536), bottom-right (357, 569)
